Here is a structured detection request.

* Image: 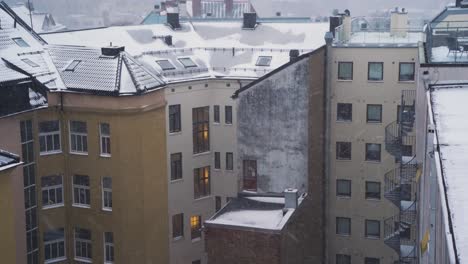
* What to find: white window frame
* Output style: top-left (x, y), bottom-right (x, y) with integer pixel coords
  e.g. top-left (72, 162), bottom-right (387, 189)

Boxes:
top-left (41, 175), bottom-right (64, 209)
top-left (74, 228), bottom-right (92, 263)
top-left (69, 121), bottom-right (88, 155)
top-left (44, 229), bottom-right (66, 264)
top-left (72, 175), bottom-right (90, 208)
top-left (104, 232), bottom-right (114, 264)
top-left (99, 123), bottom-right (111, 157)
top-left (39, 121), bottom-right (62, 155)
top-left (102, 177), bottom-right (112, 211)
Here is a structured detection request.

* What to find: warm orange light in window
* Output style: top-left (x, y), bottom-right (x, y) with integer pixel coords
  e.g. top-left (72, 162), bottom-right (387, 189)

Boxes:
top-left (203, 131), bottom-right (209, 140)
top-left (191, 216), bottom-right (200, 228)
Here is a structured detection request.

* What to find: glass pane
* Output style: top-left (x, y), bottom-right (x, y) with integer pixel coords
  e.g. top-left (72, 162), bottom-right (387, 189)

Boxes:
top-left (368, 63), bottom-right (383, 81)
top-left (367, 105), bottom-right (381, 122)
top-left (338, 62), bottom-right (353, 80)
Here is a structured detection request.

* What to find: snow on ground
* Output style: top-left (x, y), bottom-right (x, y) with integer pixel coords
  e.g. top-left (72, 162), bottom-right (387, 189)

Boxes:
top-left (207, 209), bottom-right (286, 229)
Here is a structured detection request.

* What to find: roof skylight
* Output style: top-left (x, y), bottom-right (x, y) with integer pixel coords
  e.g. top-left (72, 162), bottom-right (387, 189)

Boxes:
top-left (12, 37), bottom-right (30, 47)
top-left (156, 60), bottom-right (176, 71)
top-left (21, 58), bottom-right (39, 68)
top-left (256, 56), bottom-right (272, 67)
top-left (64, 60), bottom-right (82, 71)
top-left (178, 57), bottom-right (197, 68)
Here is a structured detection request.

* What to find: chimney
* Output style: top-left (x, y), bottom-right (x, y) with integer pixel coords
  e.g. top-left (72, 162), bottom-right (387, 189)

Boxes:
top-left (329, 16), bottom-right (343, 37)
top-left (101, 45), bottom-right (125, 57)
top-left (164, 35), bottom-right (173, 46)
top-left (289, 50), bottom-right (300, 62)
top-left (390, 7), bottom-right (408, 38)
top-left (284, 189), bottom-right (298, 209)
top-left (192, 0), bottom-right (202, 17)
top-left (167, 13), bottom-right (181, 29)
top-left (154, 4), bottom-right (161, 13)
top-left (342, 10), bottom-right (352, 42)
top-left (225, 0), bottom-right (234, 17)
top-left (243, 12), bottom-right (257, 29)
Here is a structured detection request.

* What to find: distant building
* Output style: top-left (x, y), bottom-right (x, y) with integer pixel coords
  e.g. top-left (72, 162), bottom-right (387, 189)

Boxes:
top-left (10, 3), bottom-right (66, 33)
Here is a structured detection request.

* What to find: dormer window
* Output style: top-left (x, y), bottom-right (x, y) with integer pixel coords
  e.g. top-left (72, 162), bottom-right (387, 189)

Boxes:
top-left (64, 60), bottom-right (81, 72)
top-left (12, 37), bottom-right (30, 47)
top-left (178, 57), bottom-right (197, 68)
top-left (156, 60), bottom-right (176, 71)
top-left (21, 58), bottom-right (39, 67)
top-left (256, 56), bottom-right (272, 67)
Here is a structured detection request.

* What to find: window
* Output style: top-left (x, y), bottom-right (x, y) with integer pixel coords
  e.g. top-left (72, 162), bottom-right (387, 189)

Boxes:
top-left (39, 121), bottom-right (61, 154)
top-left (367, 104), bottom-right (382, 123)
top-left (178, 57), bottom-right (197, 68)
top-left (225, 106), bottom-right (232, 124)
top-left (100, 123), bottom-right (111, 156)
top-left (256, 56), bottom-right (272, 66)
top-left (365, 257), bottom-right (380, 264)
top-left (102, 177), bottom-right (112, 210)
top-left (366, 143), bottom-right (381, 162)
top-left (215, 196), bottom-right (221, 212)
top-left (156, 59), bottom-right (176, 71)
top-left (192, 260), bottom-right (201, 264)
top-left (365, 220), bottom-right (380, 238)
top-left (336, 254), bottom-right (351, 264)
top-left (22, 58), bottom-right (39, 67)
top-left (401, 145), bottom-right (413, 157)
top-left (190, 215), bottom-right (202, 240)
top-left (368, 62), bottom-right (383, 81)
top-left (41, 175), bottom-right (63, 208)
top-left (214, 152), bottom-right (220, 169)
top-left (336, 180), bottom-right (351, 197)
top-left (214, 105), bottom-right (220, 123)
top-left (74, 227), bottom-right (92, 261)
top-left (69, 121), bottom-right (88, 154)
top-left (243, 160), bottom-right (257, 191)
top-left (170, 153), bottom-right (183, 181)
top-left (13, 37), bottom-right (30, 47)
top-left (194, 166), bottom-right (210, 199)
top-left (104, 232), bottom-right (114, 263)
top-left (366, 181), bottom-right (381, 200)
top-left (44, 228), bottom-right (65, 262)
top-left (336, 142), bottom-right (351, 160)
top-left (226, 152), bottom-right (233, 171)
top-left (169, 105), bottom-right (181, 133)
top-left (338, 62), bottom-right (353, 80)
top-left (172, 213), bottom-right (184, 238)
top-left (336, 217), bottom-right (350, 235)
top-left (337, 103), bottom-right (352, 122)
top-left (73, 175), bottom-right (90, 207)
top-left (193, 106), bottom-right (210, 154)
top-left (64, 60), bottom-right (81, 71)
top-left (399, 62), bottom-right (415, 81)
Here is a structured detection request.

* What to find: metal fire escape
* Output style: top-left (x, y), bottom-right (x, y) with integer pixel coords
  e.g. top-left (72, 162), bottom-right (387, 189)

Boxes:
top-left (383, 90), bottom-right (418, 264)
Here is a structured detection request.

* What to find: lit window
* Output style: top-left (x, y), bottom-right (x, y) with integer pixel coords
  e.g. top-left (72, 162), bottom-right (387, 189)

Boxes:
top-left (44, 228), bottom-right (65, 262)
top-left (104, 232), bottom-right (114, 263)
top-left (365, 143), bottom-right (381, 162)
top-left (73, 175), bottom-right (90, 207)
top-left (74, 227), bottom-right (92, 261)
top-left (338, 62), bottom-right (353, 80)
top-left (194, 166), bottom-right (210, 199)
top-left (365, 181), bottom-right (381, 200)
top-left (170, 153), bottom-right (183, 181)
top-left (100, 123), bottom-right (111, 156)
top-left (102, 177), bottom-right (112, 210)
top-left (190, 215), bottom-right (201, 240)
top-left (172, 213), bottom-right (184, 238)
top-left (12, 37), bottom-right (30, 47)
top-left (69, 121), bottom-right (88, 154)
top-left (193, 106), bottom-right (210, 154)
top-left (256, 56), bottom-right (272, 66)
top-left (41, 175), bottom-right (63, 208)
top-left (336, 179), bottom-right (351, 197)
top-left (368, 62), bottom-right (384, 81)
top-left (39, 120), bottom-right (61, 154)
top-left (156, 60), bottom-right (176, 71)
top-left (64, 60), bottom-right (81, 71)
top-left (365, 220), bottom-right (380, 238)
top-left (336, 217), bottom-right (351, 235)
top-left (178, 57), bottom-right (197, 68)
top-left (22, 58), bottom-right (39, 67)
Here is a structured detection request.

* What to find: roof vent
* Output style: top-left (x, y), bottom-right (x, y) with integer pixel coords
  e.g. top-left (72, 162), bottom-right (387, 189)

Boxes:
top-left (243, 12), bottom-right (257, 29)
top-left (167, 13), bottom-right (181, 29)
top-left (101, 45), bottom-right (125, 57)
top-left (289, 49), bottom-right (300, 62)
top-left (284, 189), bottom-right (298, 209)
top-left (164, 35), bottom-right (173, 46)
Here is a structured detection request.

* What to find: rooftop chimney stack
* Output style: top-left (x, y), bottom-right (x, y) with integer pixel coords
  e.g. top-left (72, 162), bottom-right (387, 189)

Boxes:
top-left (101, 45), bottom-right (125, 57)
top-left (284, 189), bottom-right (298, 209)
top-left (329, 16), bottom-right (343, 37)
top-left (164, 35), bottom-right (173, 46)
top-left (243, 12), bottom-right (257, 29)
top-left (390, 7), bottom-right (408, 38)
top-left (167, 12), bottom-right (181, 29)
top-left (289, 49), bottom-right (300, 62)
top-left (342, 10), bottom-right (352, 42)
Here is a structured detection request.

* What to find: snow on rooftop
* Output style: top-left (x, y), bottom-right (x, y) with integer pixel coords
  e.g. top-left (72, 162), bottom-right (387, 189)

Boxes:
top-left (431, 46), bottom-right (468, 63)
top-left (431, 85), bottom-right (468, 262)
top-left (207, 209), bottom-right (287, 229)
top-left (347, 32), bottom-right (423, 45)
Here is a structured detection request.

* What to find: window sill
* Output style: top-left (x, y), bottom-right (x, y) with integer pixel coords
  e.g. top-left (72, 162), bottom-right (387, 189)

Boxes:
top-left (365, 198), bottom-right (381, 202)
top-left (336, 120), bottom-right (352, 123)
top-left (173, 236), bottom-right (184, 242)
top-left (224, 123), bottom-right (233, 126)
top-left (169, 131), bottom-right (182, 136)
top-left (365, 160), bottom-right (381, 164)
top-left (43, 203), bottom-right (64, 210)
top-left (170, 178), bottom-right (183, 184)
top-left (40, 150), bottom-right (62, 156)
top-left (102, 207), bottom-right (113, 212)
top-left (367, 80), bottom-right (384, 83)
top-left (366, 122), bottom-right (382, 125)
top-left (72, 204), bottom-right (91, 209)
top-left (365, 236), bottom-right (380, 240)
top-left (398, 80), bottom-right (415, 84)
top-left (69, 151), bottom-right (88, 156)
top-left (191, 237), bottom-right (201, 243)
top-left (337, 79), bottom-right (353, 82)
top-left (100, 154), bottom-right (111, 158)
top-left (213, 122), bottom-right (220, 126)
top-left (337, 196), bottom-right (351, 199)
top-left (194, 196), bottom-right (211, 202)
top-left (193, 151), bottom-right (210, 157)
top-left (45, 257), bottom-right (67, 264)
top-left (336, 234), bottom-right (351, 237)
top-left (336, 159), bottom-right (352, 162)
top-left (74, 257), bottom-right (92, 263)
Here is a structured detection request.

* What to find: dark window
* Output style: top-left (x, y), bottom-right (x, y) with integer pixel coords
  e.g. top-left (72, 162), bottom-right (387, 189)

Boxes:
top-left (170, 153), bottom-right (183, 181)
top-left (338, 62), bottom-right (353, 80)
top-left (64, 60), bottom-right (81, 71)
top-left (399, 62), bottom-right (415, 81)
top-left (100, 123), bottom-right (111, 156)
top-left (214, 105), bottom-right (220, 123)
top-left (337, 103), bottom-right (352, 122)
top-left (336, 180), bottom-right (351, 197)
top-left (243, 160), bottom-right (257, 191)
top-left (336, 142), bottom-right (351, 160)
top-left (193, 106), bottom-right (210, 154)
top-left (22, 58), bottom-right (39, 67)
top-left (102, 177), bottom-right (112, 210)
top-left (104, 232), bottom-right (114, 263)
top-left (366, 143), bottom-right (381, 162)
top-left (367, 104), bottom-right (382, 123)
top-left (39, 120), bottom-right (61, 154)
top-left (194, 166), bottom-right (210, 199)
top-left (69, 121), bottom-right (88, 153)
top-left (397, 105), bottom-right (414, 124)
top-left (73, 175), bottom-right (90, 206)
top-left (226, 152), bottom-right (233, 170)
top-left (336, 254), bottom-right (351, 264)
top-left (156, 60), bottom-right (176, 70)
top-left (172, 213), bottom-right (184, 238)
top-left (41, 175), bottom-right (63, 207)
top-left (215, 196), bottom-right (221, 212)
top-left (401, 145), bottom-right (413, 157)
top-left (169, 105), bottom-right (181, 133)
top-left (365, 181), bottom-right (381, 200)
top-left (190, 215), bottom-right (202, 240)
top-left (336, 217), bottom-right (351, 235)
top-left (365, 220), bottom-right (380, 238)
top-left (74, 227), bottom-right (92, 260)
top-left (401, 184), bottom-right (412, 201)
top-left (225, 106), bottom-right (232, 124)
top-left (365, 257), bottom-right (380, 264)
top-left (13, 37), bottom-right (30, 47)
top-left (368, 62), bottom-right (384, 81)
top-left (44, 228), bottom-right (65, 261)
top-left (256, 56), bottom-right (272, 66)
top-left (178, 57), bottom-right (197, 68)
top-left (214, 152), bottom-right (221, 169)
top-left (192, 260), bottom-right (201, 264)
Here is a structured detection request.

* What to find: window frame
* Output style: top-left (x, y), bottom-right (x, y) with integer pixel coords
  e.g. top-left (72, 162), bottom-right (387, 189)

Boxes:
top-left (368, 62), bottom-right (384, 81)
top-left (365, 181), bottom-right (381, 200)
top-left (399, 62), bottom-right (415, 82)
top-left (172, 213), bottom-right (184, 239)
top-left (336, 179), bottom-right (351, 197)
top-left (225, 105), bottom-right (232, 124)
top-left (338, 62), bottom-right (353, 80)
top-left (255, 56), bottom-right (272, 67)
top-left (337, 103), bottom-right (352, 122)
top-left (214, 152), bottom-right (221, 170)
top-left (72, 175), bottom-right (90, 208)
top-left (190, 215), bottom-right (202, 241)
top-left (366, 104), bottom-right (382, 123)
top-left (336, 217), bottom-right (351, 236)
top-left (214, 105), bottom-right (220, 124)
top-left (192, 106), bottom-right (210, 154)
top-left (156, 59), bottom-right (176, 71)
top-left (69, 121), bottom-right (88, 155)
top-left (22, 58), bottom-right (40, 67)
top-left (64, 60), bottom-right (81, 72)
top-left (102, 177), bottom-right (112, 211)
top-left (99, 123), bottom-right (111, 157)
top-left (226, 152), bottom-right (233, 171)
top-left (365, 143), bottom-right (382, 162)
top-left (12, 37), bottom-right (30, 47)
top-left (336, 142), bottom-right (352, 160)
top-left (44, 228), bottom-right (66, 263)
top-left (169, 104), bottom-right (181, 133)
top-left (178, 57), bottom-right (197, 68)
top-left (41, 175), bottom-right (64, 209)
top-left (365, 219), bottom-right (381, 239)
top-left (39, 120), bottom-right (61, 155)
top-left (104, 232), bottom-right (114, 264)
top-left (170, 153), bottom-right (183, 181)
top-left (194, 166), bottom-right (210, 199)
top-left (74, 227), bottom-right (92, 262)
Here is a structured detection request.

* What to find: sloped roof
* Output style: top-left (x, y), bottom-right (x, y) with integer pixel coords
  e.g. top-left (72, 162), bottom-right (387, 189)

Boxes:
top-left (10, 4), bottom-right (66, 33)
top-left (0, 149), bottom-right (21, 172)
top-left (0, 60), bottom-right (28, 84)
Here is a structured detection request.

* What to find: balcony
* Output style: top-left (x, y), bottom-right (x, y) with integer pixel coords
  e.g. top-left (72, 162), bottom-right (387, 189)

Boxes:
top-left (427, 20), bottom-right (468, 63)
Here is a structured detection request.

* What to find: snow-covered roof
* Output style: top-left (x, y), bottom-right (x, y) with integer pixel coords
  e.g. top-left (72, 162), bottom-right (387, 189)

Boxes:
top-left (10, 4), bottom-right (66, 34)
top-left (431, 84), bottom-right (468, 262)
top-left (0, 150), bottom-right (21, 172)
top-left (41, 21), bottom-right (328, 83)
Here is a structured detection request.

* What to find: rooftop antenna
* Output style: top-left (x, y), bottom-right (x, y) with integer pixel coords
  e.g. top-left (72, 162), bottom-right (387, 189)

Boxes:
top-left (27, 0), bottom-right (34, 29)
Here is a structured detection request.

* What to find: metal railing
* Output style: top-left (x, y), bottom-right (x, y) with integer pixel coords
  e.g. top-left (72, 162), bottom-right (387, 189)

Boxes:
top-left (427, 21), bottom-right (468, 63)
